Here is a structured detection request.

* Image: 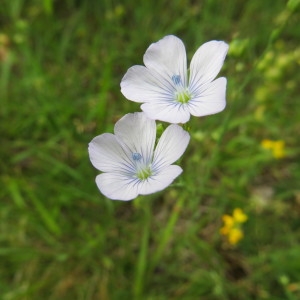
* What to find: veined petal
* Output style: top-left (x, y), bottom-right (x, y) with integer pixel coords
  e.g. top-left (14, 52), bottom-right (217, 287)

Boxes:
top-left (88, 133), bottom-right (133, 174)
top-left (143, 35), bottom-right (188, 87)
top-left (139, 165), bottom-right (183, 195)
top-left (189, 41), bottom-right (228, 91)
top-left (121, 65), bottom-right (174, 103)
top-left (188, 77), bottom-right (227, 117)
top-left (114, 113), bottom-right (156, 164)
top-left (141, 102), bottom-right (191, 124)
top-left (96, 173), bottom-right (140, 201)
top-left (152, 124), bottom-right (190, 171)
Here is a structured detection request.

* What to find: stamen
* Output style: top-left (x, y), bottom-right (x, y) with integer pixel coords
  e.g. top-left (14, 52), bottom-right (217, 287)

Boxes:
top-left (137, 166), bottom-right (152, 180)
top-left (172, 75), bottom-right (181, 85)
top-left (176, 90), bottom-right (191, 104)
top-left (132, 152), bottom-right (142, 161)
top-left (171, 74), bottom-right (191, 103)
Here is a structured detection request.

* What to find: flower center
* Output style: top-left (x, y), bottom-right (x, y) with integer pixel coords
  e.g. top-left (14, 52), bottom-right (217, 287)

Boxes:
top-left (132, 152), bottom-right (152, 180)
top-left (136, 166), bottom-right (152, 180)
top-left (176, 90), bottom-right (191, 104)
top-left (171, 74), bottom-right (191, 104)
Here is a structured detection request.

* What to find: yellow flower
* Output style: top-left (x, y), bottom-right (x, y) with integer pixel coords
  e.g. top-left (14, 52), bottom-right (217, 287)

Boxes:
top-left (222, 215), bottom-right (234, 227)
top-left (261, 139), bottom-right (274, 149)
top-left (228, 228), bottom-right (244, 245)
top-left (233, 208), bottom-right (248, 223)
top-left (220, 215), bottom-right (234, 235)
top-left (273, 140), bottom-right (285, 159)
top-left (261, 139), bottom-right (285, 159)
top-left (220, 208), bottom-right (248, 246)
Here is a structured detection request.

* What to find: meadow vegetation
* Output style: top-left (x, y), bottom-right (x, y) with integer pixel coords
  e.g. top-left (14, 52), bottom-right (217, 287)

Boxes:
top-left (1, 0), bottom-right (300, 299)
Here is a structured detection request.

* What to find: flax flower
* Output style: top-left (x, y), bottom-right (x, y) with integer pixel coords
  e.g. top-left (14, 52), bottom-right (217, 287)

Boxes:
top-left (121, 35), bottom-right (229, 124)
top-left (88, 112), bottom-right (190, 201)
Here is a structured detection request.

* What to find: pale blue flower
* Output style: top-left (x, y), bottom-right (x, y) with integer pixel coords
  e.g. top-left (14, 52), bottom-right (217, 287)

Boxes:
top-left (88, 112), bottom-right (190, 201)
top-left (121, 35), bottom-right (229, 124)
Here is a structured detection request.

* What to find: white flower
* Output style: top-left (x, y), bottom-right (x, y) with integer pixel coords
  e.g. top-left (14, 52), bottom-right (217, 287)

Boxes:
top-left (88, 112), bottom-right (190, 201)
top-left (121, 35), bottom-right (229, 124)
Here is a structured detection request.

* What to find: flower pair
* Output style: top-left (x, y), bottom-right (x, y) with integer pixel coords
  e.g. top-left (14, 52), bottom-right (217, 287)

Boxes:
top-left (220, 208), bottom-right (248, 246)
top-left (261, 139), bottom-right (285, 159)
top-left (89, 35), bottom-right (229, 200)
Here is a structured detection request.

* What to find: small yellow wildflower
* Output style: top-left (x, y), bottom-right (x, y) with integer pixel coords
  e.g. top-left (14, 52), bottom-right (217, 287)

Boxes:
top-left (220, 208), bottom-right (248, 246)
top-left (233, 208), bottom-right (248, 223)
top-left (272, 140), bottom-right (285, 159)
top-left (220, 215), bottom-right (234, 235)
top-left (261, 139), bottom-right (273, 149)
top-left (228, 228), bottom-right (244, 245)
top-left (261, 139), bottom-right (285, 159)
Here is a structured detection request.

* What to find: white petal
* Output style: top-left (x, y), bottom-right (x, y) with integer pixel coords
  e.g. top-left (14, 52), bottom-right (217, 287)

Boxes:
top-left (96, 173), bottom-right (140, 201)
top-left (114, 113), bottom-right (156, 164)
top-left (141, 102), bottom-right (191, 124)
top-left (143, 35), bottom-right (188, 86)
top-left (188, 77), bottom-right (227, 117)
top-left (189, 41), bottom-right (228, 91)
top-left (152, 125), bottom-right (190, 171)
top-left (88, 133), bottom-right (134, 174)
top-left (121, 65), bottom-right (174, 103)
top-left (139, 165), bottom-right (183, 195)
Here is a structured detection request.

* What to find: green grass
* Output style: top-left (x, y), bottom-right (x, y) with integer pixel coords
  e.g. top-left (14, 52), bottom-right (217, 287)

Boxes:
top-left (1, 0), bottom-right (300, 299)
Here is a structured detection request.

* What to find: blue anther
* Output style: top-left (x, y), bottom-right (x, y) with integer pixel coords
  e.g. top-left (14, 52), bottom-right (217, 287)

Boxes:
top-left (172, 75), bottom-right (181, 85)
top-left (132, 152), bottom-right (142, 161)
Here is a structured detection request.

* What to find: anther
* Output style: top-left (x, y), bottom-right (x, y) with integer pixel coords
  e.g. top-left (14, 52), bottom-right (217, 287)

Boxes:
top-left (172, 75), bottom-right (181, 85)
top-left (132, 152), bottom-right (142, 161)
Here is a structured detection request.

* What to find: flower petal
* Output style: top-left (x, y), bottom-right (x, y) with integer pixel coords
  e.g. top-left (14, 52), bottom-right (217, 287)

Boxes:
top-left (114, 112), bottom-right (156, 164)
top-left (88, 133), bottom-right (134, 174)
top-left (188, 77), bottom-right (227, 117)
top-left (96, 173), bottom-right (140, 201)
top-left (143, 35), bottom-right (188, 86)
top-left (152, 124), bottom-right (190, 171)
top-left (141, 102), bottom-right (191, 124)
top-left (121, 65), bottom-right (174, 103)
top-left (189, 41), bottom-right (228, 91)
top-left (139, 165), bottom-right (183, 195)
top-left (96, 165), bottom-right (183, 200)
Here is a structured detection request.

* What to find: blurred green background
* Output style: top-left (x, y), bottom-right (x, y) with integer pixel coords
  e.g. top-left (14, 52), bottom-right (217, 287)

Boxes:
top-left (1, 0), bottom-right (300, 299)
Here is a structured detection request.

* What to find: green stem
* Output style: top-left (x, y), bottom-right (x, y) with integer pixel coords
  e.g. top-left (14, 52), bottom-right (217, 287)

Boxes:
top-left (133, 200), bottom-right (151, 299)
top-left (148, 196), bottom-right (184, 276)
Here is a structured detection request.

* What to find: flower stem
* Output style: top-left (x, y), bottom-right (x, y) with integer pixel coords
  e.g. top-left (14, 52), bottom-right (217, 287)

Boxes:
top-left (148, 196), bottom-right (184, 275)
top-left (133, 199), bottom-right (151, 299)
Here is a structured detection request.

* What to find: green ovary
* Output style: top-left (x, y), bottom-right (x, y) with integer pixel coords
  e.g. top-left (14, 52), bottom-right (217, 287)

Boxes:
top-left (136, 166), bottom-right (152, 180)
top-left (176, 90), bottom-right (191, 104)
